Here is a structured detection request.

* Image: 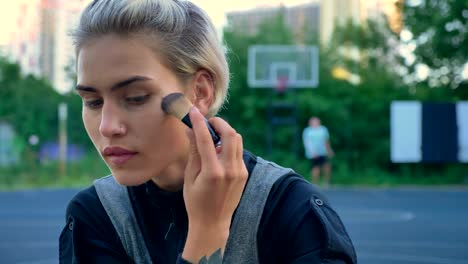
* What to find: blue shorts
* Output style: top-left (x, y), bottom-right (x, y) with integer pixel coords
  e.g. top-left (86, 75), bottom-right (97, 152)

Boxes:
top-left (310, 156), bottom-right (328, 168)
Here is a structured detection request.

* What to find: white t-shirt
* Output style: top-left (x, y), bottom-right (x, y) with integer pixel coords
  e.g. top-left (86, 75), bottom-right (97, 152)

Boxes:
top-left (302, 125), bottom-right (329, 159)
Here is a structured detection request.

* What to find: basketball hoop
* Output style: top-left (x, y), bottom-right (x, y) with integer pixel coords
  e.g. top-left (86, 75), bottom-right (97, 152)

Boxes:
top-left (247, 45), bottom-right (318, 89)
top-left (276, 76), bottom-right (288, 94)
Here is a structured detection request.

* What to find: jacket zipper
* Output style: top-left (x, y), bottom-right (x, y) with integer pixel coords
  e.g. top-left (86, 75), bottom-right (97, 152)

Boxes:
top-left (165, 208), bottom-right (176, 240)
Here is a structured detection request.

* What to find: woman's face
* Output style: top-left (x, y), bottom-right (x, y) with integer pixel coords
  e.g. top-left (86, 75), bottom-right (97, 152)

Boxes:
top-left (76, 34), bottom-right (191, 189)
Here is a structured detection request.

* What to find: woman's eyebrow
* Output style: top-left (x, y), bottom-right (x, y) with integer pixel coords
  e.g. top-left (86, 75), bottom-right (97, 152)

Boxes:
top-left (75, 84), bottom-right (96, 92)
top-left (111, 76), bottom-right (153, 91)
top-left (75, 76), bottom-right (153, 92)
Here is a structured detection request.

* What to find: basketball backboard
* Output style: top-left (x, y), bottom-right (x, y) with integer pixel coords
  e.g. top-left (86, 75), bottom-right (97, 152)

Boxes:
top-left (247, 45), bottom-right (319, 88)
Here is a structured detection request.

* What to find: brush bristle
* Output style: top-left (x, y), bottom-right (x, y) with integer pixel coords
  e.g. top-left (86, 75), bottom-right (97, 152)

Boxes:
top-left (161, 92), bottom-right (193, 119)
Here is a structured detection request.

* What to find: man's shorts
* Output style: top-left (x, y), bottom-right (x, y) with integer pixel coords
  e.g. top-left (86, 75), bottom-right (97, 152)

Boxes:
top-left (310, 156), bottom-right (328, 168)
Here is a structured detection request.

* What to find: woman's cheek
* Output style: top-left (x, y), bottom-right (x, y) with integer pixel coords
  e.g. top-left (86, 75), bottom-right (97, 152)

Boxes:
top-left (82, 111), bottom-right (101, 139)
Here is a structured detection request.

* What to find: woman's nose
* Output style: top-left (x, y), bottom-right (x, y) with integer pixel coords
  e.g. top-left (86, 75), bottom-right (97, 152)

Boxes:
top-left (99, 103), bottom-right (126, 138)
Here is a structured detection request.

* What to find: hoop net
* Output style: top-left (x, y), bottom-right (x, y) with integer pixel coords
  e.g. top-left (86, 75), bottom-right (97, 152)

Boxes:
top-left (276, 76), bottom-right (289, 93)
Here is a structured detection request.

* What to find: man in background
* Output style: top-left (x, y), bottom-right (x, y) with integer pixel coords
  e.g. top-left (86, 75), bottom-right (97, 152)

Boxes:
top-left (302, 117), bottom-right (334, 186)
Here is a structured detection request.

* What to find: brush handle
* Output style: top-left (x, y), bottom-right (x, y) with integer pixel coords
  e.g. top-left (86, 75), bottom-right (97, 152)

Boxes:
top-left (182, 114), bottom-right (221, 145)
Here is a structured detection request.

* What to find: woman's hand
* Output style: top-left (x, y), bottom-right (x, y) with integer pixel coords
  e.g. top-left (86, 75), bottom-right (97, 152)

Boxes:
top-left (182, 107), bottom-right (248, 263)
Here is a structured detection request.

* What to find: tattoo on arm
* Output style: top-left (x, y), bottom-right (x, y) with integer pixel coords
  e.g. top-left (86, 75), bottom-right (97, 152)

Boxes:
top-left (198, 249), bottom-right (223, 264)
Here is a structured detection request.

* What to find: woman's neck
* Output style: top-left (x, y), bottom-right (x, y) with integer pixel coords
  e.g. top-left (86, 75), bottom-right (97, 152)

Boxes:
top-left (151, 158), bottom-right (186, 192)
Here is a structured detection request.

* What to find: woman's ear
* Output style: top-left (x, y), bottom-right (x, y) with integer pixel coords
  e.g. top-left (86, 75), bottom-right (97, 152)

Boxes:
top-left (189, 70), bottom-right (214, 115)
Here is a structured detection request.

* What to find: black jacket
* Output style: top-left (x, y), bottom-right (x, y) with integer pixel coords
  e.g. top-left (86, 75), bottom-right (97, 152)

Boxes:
top-left (59, 151), bottom-right (356, 263)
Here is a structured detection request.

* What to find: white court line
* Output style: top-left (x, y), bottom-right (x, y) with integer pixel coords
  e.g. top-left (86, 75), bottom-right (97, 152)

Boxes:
top-left (16, 259), bottom-right (57, 264)
top-left (338, 209), bottom-right (416, 222)
top-left (355, 240), bottom-right (468, 250)
top-left (0, 220), bottom-right (63, 227)
top-left (0, 241), bottom-right (56, 249)
top-left (359, 252), bottom-right (467, 264)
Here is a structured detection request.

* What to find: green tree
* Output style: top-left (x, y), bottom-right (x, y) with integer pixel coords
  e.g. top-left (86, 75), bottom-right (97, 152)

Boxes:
top-left (0, 57), bottom-right (62, 145)
top-left (399, 0), bottom-right (468, 96)
top-left (64, 57), bottom-right (93, 148)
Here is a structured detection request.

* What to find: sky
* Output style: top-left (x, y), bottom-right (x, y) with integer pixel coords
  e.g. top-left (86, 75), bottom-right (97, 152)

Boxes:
top-left (0, 0), bottom-right (315, 45)
top-left (0, 1), bottom-right (18, 45)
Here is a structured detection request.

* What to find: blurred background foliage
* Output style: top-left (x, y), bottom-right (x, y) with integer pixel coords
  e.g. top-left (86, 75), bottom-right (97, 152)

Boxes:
top-left (0, 0), bottom-right (466, 188)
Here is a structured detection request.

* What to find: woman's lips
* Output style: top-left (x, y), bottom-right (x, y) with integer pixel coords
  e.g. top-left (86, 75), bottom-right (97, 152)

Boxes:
top-left (102, 146), bottom-right (138, 166)
top-left (107, 153), bottom-right (136, 166)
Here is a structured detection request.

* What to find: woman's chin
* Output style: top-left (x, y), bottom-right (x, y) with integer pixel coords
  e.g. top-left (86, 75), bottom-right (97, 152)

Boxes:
top-left (111, 171), bottom-right (149, 187)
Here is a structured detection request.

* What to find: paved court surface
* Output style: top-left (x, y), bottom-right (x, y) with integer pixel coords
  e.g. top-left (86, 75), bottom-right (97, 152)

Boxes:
top-left (1, 187), bottom-right (468, 263)
top-left (329, 188), bottom-right (468, 264)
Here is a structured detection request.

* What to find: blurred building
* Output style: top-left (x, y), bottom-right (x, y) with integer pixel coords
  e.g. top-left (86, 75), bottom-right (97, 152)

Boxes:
top-left (226, 0), bottom-right (402, 45)
top-left (4, 0), bottom-right (89, 93)
top-left (320, 0), bottom-right (361, 45)
top-left (321, 0), bottom-right (403, 44)
top-left (7, 0), bottom-right (42, 77)
top-left (226, 3), bottom-right (320, 43)
top-left (364, 0), bottom-right (403, 33)
top-left (39, 0), bottom-right (88, 94)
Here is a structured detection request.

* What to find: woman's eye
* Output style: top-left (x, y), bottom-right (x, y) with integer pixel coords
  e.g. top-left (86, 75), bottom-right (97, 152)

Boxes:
top-left (125, 95), bottom-right (150, 105)
top-left (83, 99), bottom-right (103, 109)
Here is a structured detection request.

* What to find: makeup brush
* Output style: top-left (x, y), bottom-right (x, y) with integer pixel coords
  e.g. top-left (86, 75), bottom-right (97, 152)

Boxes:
top-left (161, 92), bottom-right (221, 145)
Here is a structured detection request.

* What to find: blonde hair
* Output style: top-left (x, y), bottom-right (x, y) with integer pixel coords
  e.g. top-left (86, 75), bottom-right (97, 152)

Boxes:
top-left (72, 0), bottom-right (229, 117)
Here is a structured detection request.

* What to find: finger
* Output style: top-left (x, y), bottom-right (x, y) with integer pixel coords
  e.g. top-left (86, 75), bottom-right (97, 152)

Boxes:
top-left (185, 128), bottom-right (200, 184)
top-left (236, 133), bottom-right (244, 163)
top-left (215, 145), bottom-right (222, 154)
top-left (189, 107), bottom-right (218, 169)
top-left (236, 134), bottom-right (248, 179)
top-left (208, 117), bottom-right (238, 166)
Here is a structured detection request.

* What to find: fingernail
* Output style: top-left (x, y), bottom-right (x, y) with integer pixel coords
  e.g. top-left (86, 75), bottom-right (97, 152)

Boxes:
top-left (191, 107), bottom-right (200, 113)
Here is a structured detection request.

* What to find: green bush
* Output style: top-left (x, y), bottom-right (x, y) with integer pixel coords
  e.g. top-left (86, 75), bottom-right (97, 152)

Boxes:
top-left (0, 151), bottom-right (109, 190)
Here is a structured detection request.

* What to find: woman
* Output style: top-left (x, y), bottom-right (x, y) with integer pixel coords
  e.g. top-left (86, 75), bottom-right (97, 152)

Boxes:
top-left (59, 0), bottom-right (356, 263)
